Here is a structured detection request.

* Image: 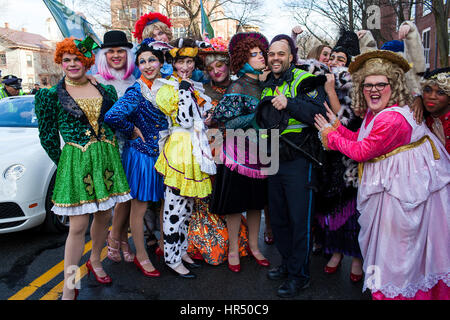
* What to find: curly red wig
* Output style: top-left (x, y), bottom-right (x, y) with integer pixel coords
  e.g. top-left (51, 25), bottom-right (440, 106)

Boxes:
top-left (54, 37), bottom-right (95, 69)
top-left (230, 37), bottom-right (267, 75)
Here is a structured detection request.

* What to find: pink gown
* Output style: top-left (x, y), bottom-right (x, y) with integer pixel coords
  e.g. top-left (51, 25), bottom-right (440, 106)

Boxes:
top-left (326, 105), bottom-right (450, 300)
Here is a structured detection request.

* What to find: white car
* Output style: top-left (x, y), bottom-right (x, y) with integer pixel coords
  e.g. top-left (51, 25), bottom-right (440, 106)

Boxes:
top-left (0, 95), bottom-right (69, 234)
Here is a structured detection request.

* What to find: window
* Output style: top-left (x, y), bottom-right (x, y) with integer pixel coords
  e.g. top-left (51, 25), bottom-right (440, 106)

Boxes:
top-left (26, 54), bottom-right (33, 67)
top-left (118, 7), bottom-right (137, 20)
top-left (172, 27), bottom-right (187, 39)
top-left (130, 8), bottom-right (137, 20)
top-left (410, 3), bottom-right (416, 21)
top-left (422, 0), bottom-right (432, 16)
top-left (143, 5), bottom-right (154, 14)
top-left (422, 28), bottom-right (431, 69)
top-left (172, 6), bottom-right (187, 18)
top-left (0, 52), bottom-right (6, 66)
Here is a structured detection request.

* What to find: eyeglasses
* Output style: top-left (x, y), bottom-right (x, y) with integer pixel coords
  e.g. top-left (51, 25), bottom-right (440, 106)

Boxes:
top-left (362, 82), bottom-right (390, 92)
top-left (250, 51), bottom-right (264, 57)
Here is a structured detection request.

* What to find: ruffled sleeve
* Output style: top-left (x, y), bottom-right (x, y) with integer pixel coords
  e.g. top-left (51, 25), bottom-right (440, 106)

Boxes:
top-left (104, 83), bottom-right (140, 138)
top-left (213, 93), bottom-right (259, 129)
top-left (35, 88), bottom-right (61, 165)
top-left (326, 111), bottom-right (412, 162)
top-left (155, 83), bottom-right (179, 125)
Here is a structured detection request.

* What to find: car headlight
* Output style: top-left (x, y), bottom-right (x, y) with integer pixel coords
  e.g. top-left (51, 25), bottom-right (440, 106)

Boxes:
top-left (3, 164), bottom-right (26, 180)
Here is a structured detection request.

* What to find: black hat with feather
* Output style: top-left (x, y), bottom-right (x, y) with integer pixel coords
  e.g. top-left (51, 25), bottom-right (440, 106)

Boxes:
top-left (332, 29), bottom-right (360, 67)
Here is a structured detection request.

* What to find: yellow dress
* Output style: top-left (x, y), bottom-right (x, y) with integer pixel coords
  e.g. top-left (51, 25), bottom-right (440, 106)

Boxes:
top-left (154, 82), bottom-right (212, 199)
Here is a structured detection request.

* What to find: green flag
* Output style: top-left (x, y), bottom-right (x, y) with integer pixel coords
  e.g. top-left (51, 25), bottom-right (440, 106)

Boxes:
top-left (200, 0), bottom-right (214, 38)
top-left (42, 0), bottom-right (101, 45)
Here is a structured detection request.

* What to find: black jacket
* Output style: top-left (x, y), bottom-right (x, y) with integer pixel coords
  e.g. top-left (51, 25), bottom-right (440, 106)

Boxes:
top-left (258, 65), bottom-right (328, 165)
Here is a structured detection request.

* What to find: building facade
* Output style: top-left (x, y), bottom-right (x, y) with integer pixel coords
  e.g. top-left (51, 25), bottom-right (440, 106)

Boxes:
top-left (110, 0), bottom-right (239, 41)
top-left (0, 23), bottom-right (61, 91)
top-left (380, 2), bottom-right (449, 70)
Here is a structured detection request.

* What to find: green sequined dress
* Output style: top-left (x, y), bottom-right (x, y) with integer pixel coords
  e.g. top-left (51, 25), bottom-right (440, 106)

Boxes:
top-left (35, 79), bottom-right (131, 216)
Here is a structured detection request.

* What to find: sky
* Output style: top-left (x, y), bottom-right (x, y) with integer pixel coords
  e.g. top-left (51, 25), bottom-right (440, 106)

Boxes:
top-left (0, 0), bottom-right (297, 42)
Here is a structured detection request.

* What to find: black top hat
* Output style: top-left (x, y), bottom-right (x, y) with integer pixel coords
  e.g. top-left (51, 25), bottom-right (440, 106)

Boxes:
top-left (2, 75), bottom-right (22, 89)
top-left (101, 30), bottom-right (133, 49)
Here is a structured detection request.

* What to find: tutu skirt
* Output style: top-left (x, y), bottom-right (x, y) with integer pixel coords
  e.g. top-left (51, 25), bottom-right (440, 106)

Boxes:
top-left (122, 146), bottom-right (164, 202)
top-left (51, 140), bottom-right (131, 216)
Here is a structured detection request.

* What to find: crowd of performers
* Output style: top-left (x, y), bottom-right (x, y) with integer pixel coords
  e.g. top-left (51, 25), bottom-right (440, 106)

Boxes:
top-left (34, 12), bottom-right (449, 300)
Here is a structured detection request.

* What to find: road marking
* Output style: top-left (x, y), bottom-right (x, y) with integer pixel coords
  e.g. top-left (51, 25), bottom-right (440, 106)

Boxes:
top-left (40, 246), bottom-right (108, 300)
top-left (7, 240), bottom-right (93, 301)
top-left (8, 229), bottom-right (131, 301)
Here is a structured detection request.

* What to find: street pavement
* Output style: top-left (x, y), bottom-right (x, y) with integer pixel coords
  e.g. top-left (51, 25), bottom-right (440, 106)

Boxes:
top-left (0, 215), bottom-right (371, 302)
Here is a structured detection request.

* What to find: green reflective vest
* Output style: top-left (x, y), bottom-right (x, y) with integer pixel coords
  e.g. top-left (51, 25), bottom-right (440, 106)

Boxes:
top-left (0, 86), bottom-right (25, 99)
top-left (261, 68), bottom-right (315, 135)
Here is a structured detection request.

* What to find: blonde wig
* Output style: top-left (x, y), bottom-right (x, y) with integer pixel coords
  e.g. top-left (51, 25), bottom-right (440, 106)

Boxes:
top-left (142, 21), bottom-right (173, 42)
top-left (351, 58), bottom-right (412, 116)
top-left (204, 53), bottom-right (229, 67)
top-left (420, 74), bottom-right (450, 96)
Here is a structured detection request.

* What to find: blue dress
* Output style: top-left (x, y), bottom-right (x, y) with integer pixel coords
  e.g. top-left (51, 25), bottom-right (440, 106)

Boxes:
top-left (104, 80), bottom-right (168, 202)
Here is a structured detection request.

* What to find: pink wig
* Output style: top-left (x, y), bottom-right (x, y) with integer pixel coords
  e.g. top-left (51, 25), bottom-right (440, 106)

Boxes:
top-left (95, 47), bottom-right (135, 81)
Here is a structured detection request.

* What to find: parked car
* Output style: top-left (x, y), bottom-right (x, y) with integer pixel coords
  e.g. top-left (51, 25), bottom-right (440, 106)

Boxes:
top-left (0, 95), bottom-right (68, 233)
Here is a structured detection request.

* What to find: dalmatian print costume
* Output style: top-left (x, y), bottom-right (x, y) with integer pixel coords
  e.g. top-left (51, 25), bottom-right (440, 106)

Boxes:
top-left (163, 187), bottom-right (194, 268)
top-left (153, 78), bottom-right (215, 269)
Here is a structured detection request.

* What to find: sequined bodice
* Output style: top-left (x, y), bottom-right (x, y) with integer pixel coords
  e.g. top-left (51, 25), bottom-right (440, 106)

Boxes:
top-left (75, 97), bottom-right (103, 135)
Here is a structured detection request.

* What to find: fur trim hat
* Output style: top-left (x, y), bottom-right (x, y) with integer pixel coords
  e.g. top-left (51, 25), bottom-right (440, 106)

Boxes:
top-left (332, 29), bottom-right (360, 67)
top-left (348, 49), bottom-right (411, 74)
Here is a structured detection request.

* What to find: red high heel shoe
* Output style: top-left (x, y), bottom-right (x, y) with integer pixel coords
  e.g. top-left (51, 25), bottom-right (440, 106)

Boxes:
top-left (227, 253), bottom-right (241, 273)
top-left (324, 254), bottom-right (343, 274)
top-left (247, 247), bottom-right (270, 267)
top-left (350, 272), bottom-right (363, 282)
top-left (134, 257), bottom-right (160, 277)
top-left (155, 246), bottom-right (164, 262)
top-left (86, 260), bottom-right (112, 284)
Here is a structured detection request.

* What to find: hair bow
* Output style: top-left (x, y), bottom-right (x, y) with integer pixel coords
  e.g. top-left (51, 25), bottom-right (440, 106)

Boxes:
top-left (74, 36), bottom-right (100, 58)
top-left (169, 47), bottom-right (198, 58)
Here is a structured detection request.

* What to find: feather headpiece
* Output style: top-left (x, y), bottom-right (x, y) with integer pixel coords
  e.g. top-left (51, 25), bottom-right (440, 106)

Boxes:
top-left (133, 12), bottom-right (172, 42)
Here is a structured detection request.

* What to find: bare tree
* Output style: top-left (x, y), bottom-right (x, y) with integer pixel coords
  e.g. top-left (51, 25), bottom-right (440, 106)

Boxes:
top-left (174, 0), bottom-right (265, 38)
top-left (76, 0), bottom-right (265, 40)
top-left (284, 0), bottom-right (369, 33)
top-left (379, 0), bottom-right (449, 67)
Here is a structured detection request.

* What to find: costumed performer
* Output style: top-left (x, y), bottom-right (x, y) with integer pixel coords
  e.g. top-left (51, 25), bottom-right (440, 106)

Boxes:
top-left (35, 36), bottom-right (132, 299)
top-left (152, 37), bottom-right (216, 278)
top-left (315, 49), bottom-right (450, 300)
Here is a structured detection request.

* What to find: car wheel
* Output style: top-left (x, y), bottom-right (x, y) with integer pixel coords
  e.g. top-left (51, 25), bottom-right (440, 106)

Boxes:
top-left (43, 173), bottom-right (69, 233)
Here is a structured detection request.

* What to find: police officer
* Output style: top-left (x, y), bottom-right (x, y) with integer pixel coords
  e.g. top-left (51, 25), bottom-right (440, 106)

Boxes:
top-left (258, 34), bottom-right (327, 298)
top-left (0, 75), bottom-right (24, 99)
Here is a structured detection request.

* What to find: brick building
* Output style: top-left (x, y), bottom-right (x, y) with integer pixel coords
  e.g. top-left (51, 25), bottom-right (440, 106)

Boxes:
top-left (110, 0), bottom-right (240, 41)
top-left (380, 2), bottom-right (449, 70)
